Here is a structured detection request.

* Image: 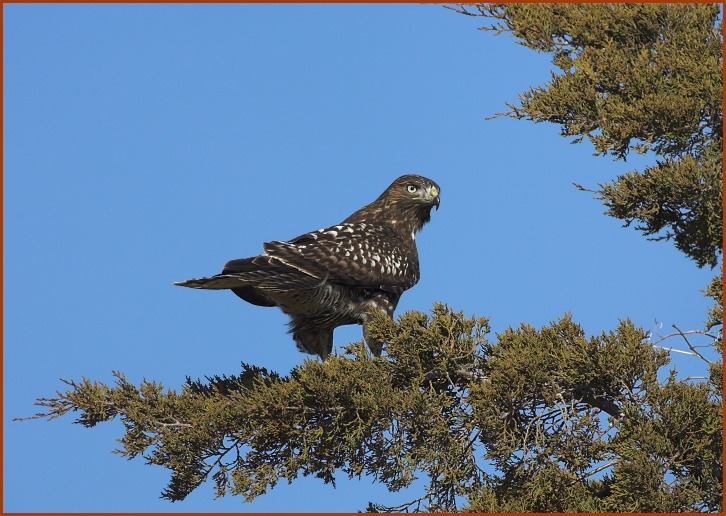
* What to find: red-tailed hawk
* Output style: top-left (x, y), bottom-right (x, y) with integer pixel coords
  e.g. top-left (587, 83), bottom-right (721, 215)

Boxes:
top-left (175, 174), bottom-right (440, 359)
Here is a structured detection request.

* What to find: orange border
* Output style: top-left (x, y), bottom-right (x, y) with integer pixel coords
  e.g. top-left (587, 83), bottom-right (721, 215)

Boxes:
top-left (1, 2), bottom-right (724, 516)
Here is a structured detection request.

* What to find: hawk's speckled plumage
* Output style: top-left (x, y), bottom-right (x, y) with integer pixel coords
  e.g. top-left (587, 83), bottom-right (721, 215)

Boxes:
top-left (175, 174), bottom-right (440, 359)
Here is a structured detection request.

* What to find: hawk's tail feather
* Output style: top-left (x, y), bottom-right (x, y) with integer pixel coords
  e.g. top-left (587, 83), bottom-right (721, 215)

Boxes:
top-left (175, 257), bottom-right (322, 291)
top-left (174, 275), bottom-right (254, 289)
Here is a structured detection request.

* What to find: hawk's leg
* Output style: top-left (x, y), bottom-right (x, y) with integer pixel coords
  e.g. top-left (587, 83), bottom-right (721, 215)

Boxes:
top-left (361, 293), bottom-right (400, 357)
top-left (292, 327), bottom-right (334, 360)
top-left (362, 320), bottom-right (385, 357)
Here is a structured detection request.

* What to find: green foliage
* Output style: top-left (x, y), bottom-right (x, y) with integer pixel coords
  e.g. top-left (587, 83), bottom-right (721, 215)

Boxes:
top-left (703, 272), bottom-right (723, 331)
top-left (600, 143), bottom-right (722, 268)
top-left (455, 3), bottom-right (722, 268)
top-left (26, 304), bottom-right (722, 511)
top-left (609, 372), bottom-right (722, 512)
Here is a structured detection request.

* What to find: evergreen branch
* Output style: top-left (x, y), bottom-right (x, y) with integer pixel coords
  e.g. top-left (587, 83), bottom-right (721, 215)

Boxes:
top-left (19, 304), bottom-right (722, 511)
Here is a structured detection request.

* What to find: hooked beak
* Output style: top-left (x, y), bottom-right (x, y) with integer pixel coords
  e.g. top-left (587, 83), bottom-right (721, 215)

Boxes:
top-left (427, 186), bottom-right (440, 210)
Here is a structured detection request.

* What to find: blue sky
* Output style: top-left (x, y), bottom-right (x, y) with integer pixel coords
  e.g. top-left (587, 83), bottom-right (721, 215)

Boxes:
top-left (4, 3), bottom-right (718, 512)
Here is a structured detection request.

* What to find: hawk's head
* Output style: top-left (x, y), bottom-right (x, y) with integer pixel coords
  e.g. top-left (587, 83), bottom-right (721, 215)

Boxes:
top-left (345, 174), bottom-right (440, 237)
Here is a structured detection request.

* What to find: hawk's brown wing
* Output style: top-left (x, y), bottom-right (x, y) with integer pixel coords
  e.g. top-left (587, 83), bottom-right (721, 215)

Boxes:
top-left (262, 223), bottom-right (420, 293)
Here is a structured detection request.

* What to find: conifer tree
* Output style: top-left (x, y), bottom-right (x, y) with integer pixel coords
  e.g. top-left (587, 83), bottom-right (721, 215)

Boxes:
top-left (454, 3), bottom-right (722, 269)
top-left (23, 4), bottom-right (722, 512)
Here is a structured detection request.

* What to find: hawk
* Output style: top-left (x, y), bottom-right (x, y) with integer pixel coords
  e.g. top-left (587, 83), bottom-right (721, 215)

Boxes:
top-left (175, 174), bottom-right (440, 360)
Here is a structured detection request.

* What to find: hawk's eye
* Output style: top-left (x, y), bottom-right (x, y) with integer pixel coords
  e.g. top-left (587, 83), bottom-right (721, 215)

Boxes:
top-left (406, 185), bottom-right (418, 194)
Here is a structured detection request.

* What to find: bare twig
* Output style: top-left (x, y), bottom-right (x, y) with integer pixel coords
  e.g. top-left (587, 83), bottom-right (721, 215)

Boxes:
top-left (648, 326), bottom-right (719, 364)
top-left (672, 324), bottom-right (712, 364)
top-left (652, 345), bottom-right (700, 357)
top-left (573, 182), bottom-right (601, 194)
top-left (369, 492), bottom-right (430, 513)
top-left (582, 460), bottom-right (618, 480)
top-left (158, 419), bottom-right (192, 429)
top-left (443, 4), bottom-right (482, 17)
